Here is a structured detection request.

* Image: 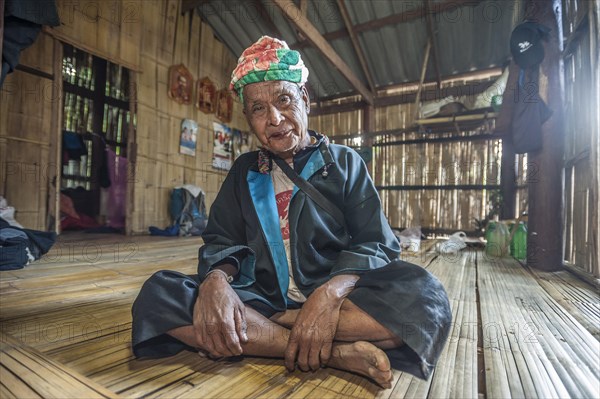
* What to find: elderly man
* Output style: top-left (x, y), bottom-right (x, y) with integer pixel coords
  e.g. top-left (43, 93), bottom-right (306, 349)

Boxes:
top-left (132, 36), bottom-right (451, 388)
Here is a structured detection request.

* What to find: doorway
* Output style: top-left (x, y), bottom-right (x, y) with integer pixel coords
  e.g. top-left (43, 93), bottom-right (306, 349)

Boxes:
top-left (60, 44), bottom-right (132, 232)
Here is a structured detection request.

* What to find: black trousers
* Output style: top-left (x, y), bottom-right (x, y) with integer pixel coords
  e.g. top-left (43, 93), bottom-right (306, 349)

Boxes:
top-left (131, 260), bottom-right (452, 379)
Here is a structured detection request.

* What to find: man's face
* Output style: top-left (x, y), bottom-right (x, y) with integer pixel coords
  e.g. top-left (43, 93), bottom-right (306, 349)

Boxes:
top-left (243, 81), bottom-right (310, 160)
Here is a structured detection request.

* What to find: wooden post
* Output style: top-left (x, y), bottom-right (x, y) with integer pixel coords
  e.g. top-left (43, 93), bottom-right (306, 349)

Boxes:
top-left (125, 73), bottom-right (138, 236)
top-left (363, 104), bottom-right (375, 137)
top-left (0, 0), bottom-right (4, 61)
top-left (495, 61), bottom-right (522, 221)
top-left (363, 104), bottom-right (375, 175)
top-left (500, 135), bottom-right (516, 220)
top-left (47, 39), bottom-right (64, 234)
top-left (526, 0), bottom-right (565, 271)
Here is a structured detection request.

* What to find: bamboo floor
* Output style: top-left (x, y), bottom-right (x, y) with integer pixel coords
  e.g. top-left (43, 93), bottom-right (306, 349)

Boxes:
top-left (1, 234), bottom-right (598, 398)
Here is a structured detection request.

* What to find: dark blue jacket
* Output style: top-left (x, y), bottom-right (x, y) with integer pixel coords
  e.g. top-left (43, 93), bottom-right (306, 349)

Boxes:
top-left (198, 132), bottom-right (400, 310)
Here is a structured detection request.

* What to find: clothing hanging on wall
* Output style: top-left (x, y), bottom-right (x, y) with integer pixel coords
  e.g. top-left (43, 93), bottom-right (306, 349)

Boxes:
top-left (509, 20), bottom-right (553, 154)
top-left (1, 0), bottom-right (60, 87)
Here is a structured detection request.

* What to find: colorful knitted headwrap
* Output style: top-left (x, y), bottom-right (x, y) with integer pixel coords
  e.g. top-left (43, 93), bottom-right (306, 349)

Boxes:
top-left (229, 36), bottom-right (309, 102)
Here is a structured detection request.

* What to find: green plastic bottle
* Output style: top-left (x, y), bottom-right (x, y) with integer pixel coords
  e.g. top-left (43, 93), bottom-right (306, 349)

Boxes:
top-left (486, 222), bottom-right (509, 257)
top-left (510, 222), bottom-right (527, 260)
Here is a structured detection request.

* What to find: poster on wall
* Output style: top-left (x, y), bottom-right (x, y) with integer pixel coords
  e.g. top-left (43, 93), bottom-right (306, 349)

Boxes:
top-left (179, 119), bottom-right (198, 156)
top-left (212, 122), bottom-right (233, 170)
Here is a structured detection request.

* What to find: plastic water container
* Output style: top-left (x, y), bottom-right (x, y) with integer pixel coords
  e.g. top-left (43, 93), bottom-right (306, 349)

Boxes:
top-left (510, 222), bottom-right (527, 260)
top-left (486, 221), bottom-right (510, 257)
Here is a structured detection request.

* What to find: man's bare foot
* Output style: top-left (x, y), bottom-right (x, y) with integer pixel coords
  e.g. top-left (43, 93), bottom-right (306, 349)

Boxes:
top-left (327, 341), bottom-right (394, 389)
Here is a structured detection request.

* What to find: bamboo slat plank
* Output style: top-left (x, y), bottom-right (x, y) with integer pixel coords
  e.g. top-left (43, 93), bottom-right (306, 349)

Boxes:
top-left (91, 351), bottom-right (213, 392)
top-left (1, 282), bottom-right (138, 312)
top-left (523, 297), bottom-right (597, 397)
top-left (513, 288), bottom-right (597, 397)
top-left (50, 340), bottom-right (132, 377)
top-left (339, 380), bottom-right (388, 398)
top-left (252, 376), bottom-right (318, 399)
top-left (529, 269), bottom-right (599, 340)
top-left (118, 356), bottom-right (261, 398)
top-left (177, 367), bottom-right (285, 399)
top-left (119, 365), bottom-right (198, 398)
top-left (284, 381), bottom-right (343, 399)
top-left (2, 269), bottom-right (122, 291)
top-left (375, 371), bottom-right (416, 398)
top-left (0, 363), bottom-right (43, 398)
top-left (428, 299), bottom-right (461, 397)
top-left (480, 258), bottom-right (557, 398)
top-left (478, 258), bottom-right (527, 397)
top-left (427, 250), bottom-right (478, 398)
top-left (0, 284), bottom-right (129, 318)
top-left (213, 361), bottom-right (311, 399)
top-left (0, 332), bottom-right (120, 398)
top-left (377, 249), bottom-right (478, 398)
top-left (478, 254), bottom-right (600, 398)
top-left (2, 297), bottom-right (133, 351)
top-left (399, 377), bottom-right (430, 398)
top-left (309, 370), bottom-right (382, 398)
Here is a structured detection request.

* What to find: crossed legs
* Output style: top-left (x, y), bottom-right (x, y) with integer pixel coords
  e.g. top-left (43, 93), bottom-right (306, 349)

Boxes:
top-left (167, 299), bottom-right (402, 388)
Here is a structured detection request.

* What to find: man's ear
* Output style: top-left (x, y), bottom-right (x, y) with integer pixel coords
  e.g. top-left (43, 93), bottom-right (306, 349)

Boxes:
top-left (301, 85), bottom-right (310, 114)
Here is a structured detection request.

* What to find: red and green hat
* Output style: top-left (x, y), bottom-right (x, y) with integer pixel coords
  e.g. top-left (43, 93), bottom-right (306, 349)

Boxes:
top-left (229, 36), bottom-right (309, 102)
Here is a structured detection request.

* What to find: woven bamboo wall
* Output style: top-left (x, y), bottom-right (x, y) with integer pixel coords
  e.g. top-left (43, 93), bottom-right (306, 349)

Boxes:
top-left (132, 0), bottom-right (246, 233)
top-left (0, 33), bottom-right (57, 230)
top-left (310, 101), bottom-right (504, 233)
top-left (46, 0), bottom-right (142, 71)
top-left (374, 133), bottom-right (501, 232)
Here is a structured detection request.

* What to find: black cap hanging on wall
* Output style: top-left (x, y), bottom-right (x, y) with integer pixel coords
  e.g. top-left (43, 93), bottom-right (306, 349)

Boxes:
top-left (509, 21), bottom-right (551, 69)
top-left (508, 20), bottom-right (553, 154)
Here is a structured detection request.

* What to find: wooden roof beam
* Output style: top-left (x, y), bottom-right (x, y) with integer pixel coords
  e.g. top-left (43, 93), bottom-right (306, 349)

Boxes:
top-left (296, 0), bottom-right (308, 41)
top-left (424, 0), bottom-right (443, 89)
top-left (413, 40), bottom-right (432, 121)
top-left (272, 0), bottom-right (374, 105)
top-left (336, 0), bottom-right (376, 92)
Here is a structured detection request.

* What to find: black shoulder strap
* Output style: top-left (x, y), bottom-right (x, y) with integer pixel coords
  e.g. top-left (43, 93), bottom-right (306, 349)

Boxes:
top-left (272, 157), bottom-right (345, 227)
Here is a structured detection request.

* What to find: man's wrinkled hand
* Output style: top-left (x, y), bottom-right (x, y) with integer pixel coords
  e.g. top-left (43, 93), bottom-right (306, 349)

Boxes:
top-left (193, 273), bottom-right (248, 358)
top-left (284, 286), bottom-right (341, 372)
top-left (284, 274), bottom-right (359, 372)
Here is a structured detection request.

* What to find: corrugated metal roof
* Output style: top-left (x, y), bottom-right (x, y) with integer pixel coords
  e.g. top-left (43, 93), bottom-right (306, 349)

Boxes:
top-left (196, 0), bottom-right (524, 101)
